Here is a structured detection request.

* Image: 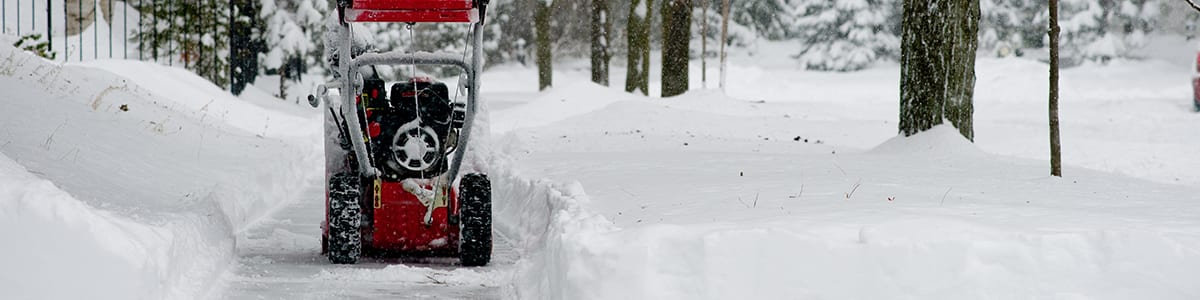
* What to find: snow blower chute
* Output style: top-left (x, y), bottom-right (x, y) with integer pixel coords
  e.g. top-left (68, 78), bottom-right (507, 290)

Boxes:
top-left (309, 0), bottom-right (491, 266)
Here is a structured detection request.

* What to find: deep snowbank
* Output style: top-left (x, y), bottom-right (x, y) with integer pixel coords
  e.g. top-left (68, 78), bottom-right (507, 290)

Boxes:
top-left (0, 40), bottom-right (320, 299)
top-left (510, 125), bottom-right (1200, 299)
top-left (488, 151), bottom-right (618, 300)
top-left (0, 153), bottom-right (211, 300)
top-left (492, 68), bottom-right (1200, 299)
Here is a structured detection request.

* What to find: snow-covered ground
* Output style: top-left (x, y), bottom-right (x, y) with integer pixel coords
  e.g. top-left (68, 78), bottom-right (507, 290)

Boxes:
top-left (0, 34), bottom-right (513, 299)
top-left (218, 177), bottom-right (517, 300)
top-left (0, 37), bottom-right (322, 299)
top-left (2, 29), bottom-right (1198, 299)
top-left (487, 37), bottom-right (1200, 299)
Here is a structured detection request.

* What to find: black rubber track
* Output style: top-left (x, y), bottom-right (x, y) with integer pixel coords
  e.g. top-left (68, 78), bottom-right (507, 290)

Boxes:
top-left (458, 173), bottom-right (492, 266)
top-left (327, 173), bottom-right (363, 264)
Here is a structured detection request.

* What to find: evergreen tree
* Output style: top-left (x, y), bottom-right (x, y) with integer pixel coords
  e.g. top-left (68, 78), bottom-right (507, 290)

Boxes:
top-left (260, 0), bottom-right (329, 99)
top-left (731, 0), bottom-right (792, 40)
top-left (793, 0), bottom-right (900, 71)
top-left (687, 0), bottom-right (792, 48)
top-left (231, 0), bottom-right (266, 96)
top-left (1057, 0), bottom-right (1106, 63)
top-left (977, 0), bottom-right (1164, 63)
top-left (484, 0), bottom-right (535, 67)
top-left (135, 0), bottom-right (231, 88)
top-left (1062, 0), bottom-right (1161, 62)
top-left (979, 0), bottom-right (1043, 52)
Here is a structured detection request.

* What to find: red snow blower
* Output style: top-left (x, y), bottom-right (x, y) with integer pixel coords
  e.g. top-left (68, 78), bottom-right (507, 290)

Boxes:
top-left (309, 0), bottom-right (491, 266)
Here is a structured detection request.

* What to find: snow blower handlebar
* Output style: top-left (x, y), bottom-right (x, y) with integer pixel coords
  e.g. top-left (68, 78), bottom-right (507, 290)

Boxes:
top-left (350, 49), bottom-right (481, 184)
top-left (318, 22), bottom-right (484, 184)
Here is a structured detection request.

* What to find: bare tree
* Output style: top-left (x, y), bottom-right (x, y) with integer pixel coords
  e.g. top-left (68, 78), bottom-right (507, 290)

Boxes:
top-left (661, 0), bottom-right (692, 97)
top-left (590, 0), bottom-right (611, 86)
top-left (536, 0), bottom-right (553, 91)
top-left (719, 0), bottom-right (730, 92)
top-left (625, 0), bottom-right (652, 95)
top-left (1050, 0), bottom-right (1062, 176)
top-left (699, 0), bottom-right (707, 88)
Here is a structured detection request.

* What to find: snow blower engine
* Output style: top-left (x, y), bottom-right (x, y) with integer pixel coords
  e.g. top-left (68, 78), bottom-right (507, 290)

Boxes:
top-left (309, 0), bottom-right (492, 266)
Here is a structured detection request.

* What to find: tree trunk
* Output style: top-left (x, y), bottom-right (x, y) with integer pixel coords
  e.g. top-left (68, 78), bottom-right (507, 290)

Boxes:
top-left (590, 0), bottom-right (610, 86)
top-left (701, 0), bottom-right (707, 88)
top-left (661, 0), bottom-right (691, 97)
top-left (639, 0), bottom-right (650, 95)
top-left (719, 0), bottom-right (729, 92)
top-left (229, 0), bottom-right (262, 96)
top-left (1049, 0), bottom-right (1062, 176)
top-left (898, 0), bottom-right (980, 141)
top-left (625, 1), bottom-right (643, 94)
top-left (625, 0), bottom-right (650, 95)
top-left (536, 0), bottom-right (553, 91)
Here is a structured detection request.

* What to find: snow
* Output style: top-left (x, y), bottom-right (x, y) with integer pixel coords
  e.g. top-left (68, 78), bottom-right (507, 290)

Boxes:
top-left (4, 7), bottom-right (1200, 297)
top-left (217, 176), bottom-right (515, 299)
top-left (634, 3), bottom-right (647, 18)
top-left (0, 153), bottom-right (167, 300)
top-left (482, 35), bottom-right (1200, 299)
top-left (0, 37), bottom-right (320, 299)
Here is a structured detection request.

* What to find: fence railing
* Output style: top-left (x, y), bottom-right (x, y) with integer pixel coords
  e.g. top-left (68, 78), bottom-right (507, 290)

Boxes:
top-left (1, 0), bottom-right (198, 64)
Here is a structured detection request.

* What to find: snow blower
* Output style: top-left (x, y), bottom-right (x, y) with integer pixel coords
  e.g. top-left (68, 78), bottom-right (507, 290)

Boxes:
top-left (309, 0), bottom-right (491, 266)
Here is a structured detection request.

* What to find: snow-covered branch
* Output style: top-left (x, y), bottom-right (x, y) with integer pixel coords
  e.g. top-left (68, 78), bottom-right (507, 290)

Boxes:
top-left (1187, 0), bottom-right (1200, 13)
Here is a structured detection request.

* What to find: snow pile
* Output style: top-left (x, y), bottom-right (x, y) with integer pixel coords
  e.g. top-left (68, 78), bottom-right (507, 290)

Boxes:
top-left (868, 125), bottom-right (985, 157)
top-left (0, 153), bottom-right (204, 300)
top-left (488, 154), bottom-right (617, 300)
top-left (491, 81), bottom-right (648, 134)
top-left (488, 55), bottom-right (1200, 298)
top-left (78, 59), bottom-right (316, 139)
top-left (0, 39), bottom-right (320, 299)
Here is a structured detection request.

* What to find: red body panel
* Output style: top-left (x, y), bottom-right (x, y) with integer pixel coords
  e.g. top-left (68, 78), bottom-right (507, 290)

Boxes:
top-left (370, 181), bottom-right (460, 252)
top-left (345, 0), bottom-right (476, 23)
top-left (353, 0), bottom-right (473, 10)
top-left (346, 9), bottom-right (475, 23)
top-left (1193, 77), bottom-right (1199, 106)
top-left (1195, 53), bottom-right (1200, 106)
top-left (1195, 52), bottom-right (1200, 74)
top-left (368, 122), bottom-right (382, 138)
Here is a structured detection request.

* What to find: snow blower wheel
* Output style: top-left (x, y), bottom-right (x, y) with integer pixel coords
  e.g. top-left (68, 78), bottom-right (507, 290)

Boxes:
top-left (458, 173), bottom-right (492, 266)
top-left (327, 172), bottom-right (363, 264)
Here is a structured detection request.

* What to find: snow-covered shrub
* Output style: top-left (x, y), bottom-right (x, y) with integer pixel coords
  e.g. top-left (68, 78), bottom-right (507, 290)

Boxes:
top-left (1058, 0), bottom-right (1164, 64)
top-left (979, 0), bottom-right (1045, 54)
top-left (732, 0), bottom-right (795, 41)
top-left (261, 0), bottom-right (328, 76)
top-left (978, 0), bottom-right (1164, 64)
top-left (793, 0), bottom-right (900, 71)
top-left (134, 1), bottom-right (230, 87)
top-left (12, 34), bottom-right (55, 60)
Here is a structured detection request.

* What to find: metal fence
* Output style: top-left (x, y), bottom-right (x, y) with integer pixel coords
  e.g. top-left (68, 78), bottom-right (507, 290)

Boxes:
top-left (1, 0), bottom-right (192, 64)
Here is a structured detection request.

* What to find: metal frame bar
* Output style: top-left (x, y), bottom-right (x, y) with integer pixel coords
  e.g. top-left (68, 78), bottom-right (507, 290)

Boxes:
top-left (337, 21), bottom-right (484, 186)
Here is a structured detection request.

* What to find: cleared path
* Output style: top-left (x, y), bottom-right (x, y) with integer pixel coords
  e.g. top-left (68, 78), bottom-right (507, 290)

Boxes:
top-left (219, 178), bottom-right (515, 300)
